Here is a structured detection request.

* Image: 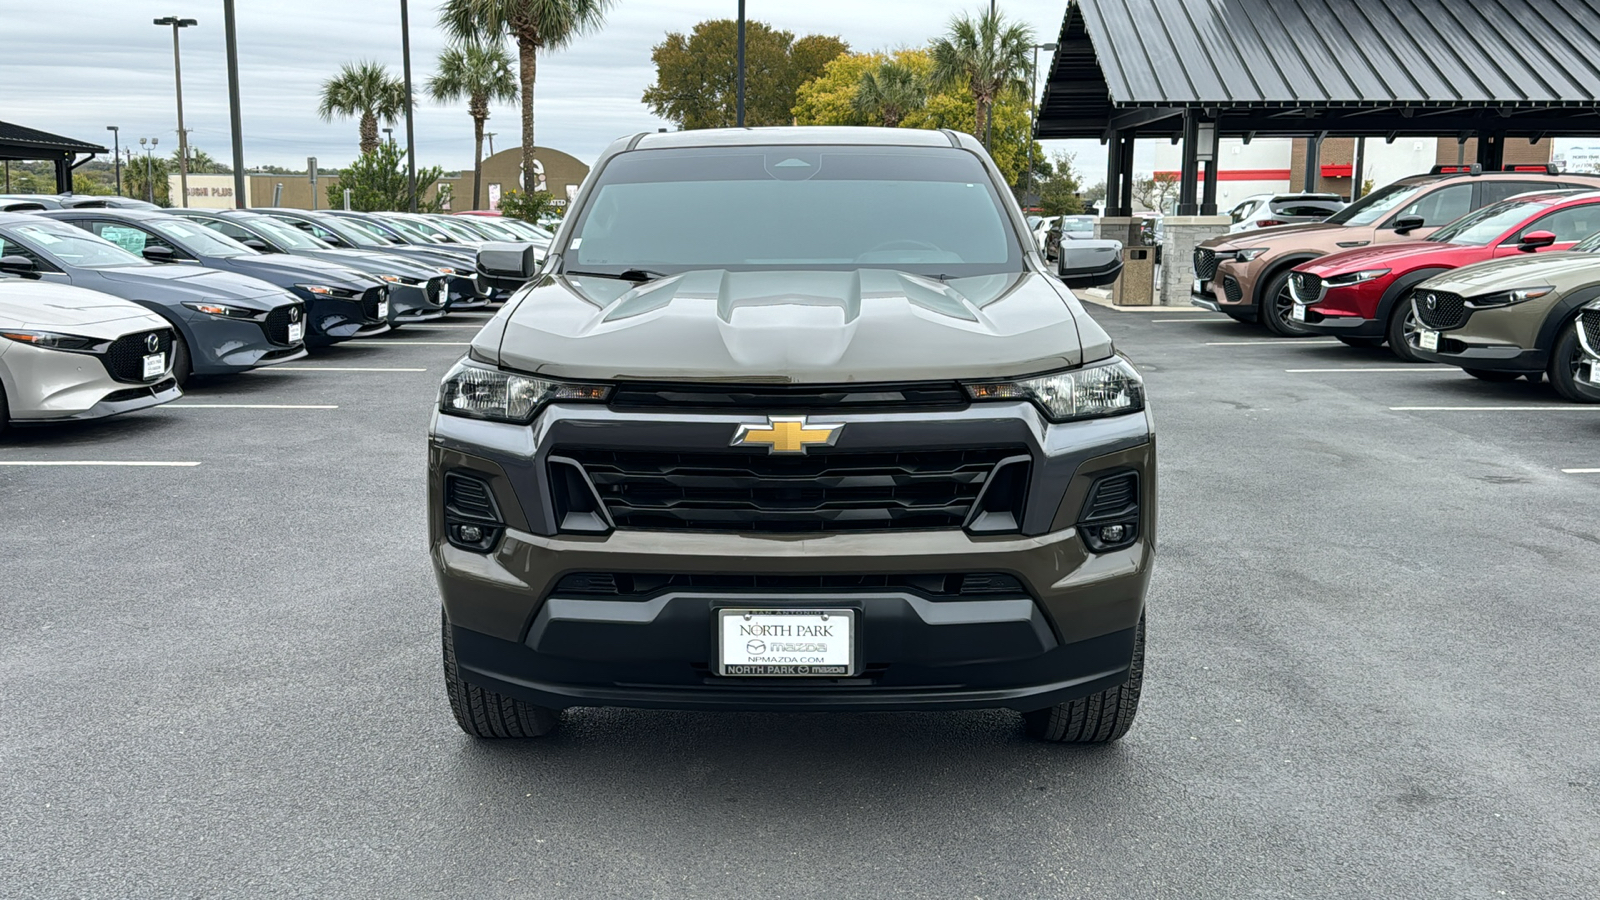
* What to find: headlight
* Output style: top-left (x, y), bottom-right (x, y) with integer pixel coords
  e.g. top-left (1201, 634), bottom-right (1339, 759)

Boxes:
top-left (1466, 286), bottom-right (1554, 309)
top-left (964, 357), bottom-right (1144, 423)
top-left (436, 266), bottom-right (457, 275)
top-left (1325, 268), bottom-right (1391, 286)
top-left (298, 284), bottom-right (335, 295)
top-left (0, 329), bottom-right (101, 351)
top-left (182, 300), bottom-right (260, 319)
top-left (376, 274), bottom-right (401, 283)
top-left (438, 359), bottom-right (611, 424)
top-left (1234, 248), bottom-right (1270, 262)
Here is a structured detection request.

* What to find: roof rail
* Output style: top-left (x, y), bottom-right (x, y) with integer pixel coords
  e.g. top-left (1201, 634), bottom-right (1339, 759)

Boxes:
top-left (1429, 163), bottom-right (1482, 175)
top-left (1503, 164), bottom-right (1562, 174)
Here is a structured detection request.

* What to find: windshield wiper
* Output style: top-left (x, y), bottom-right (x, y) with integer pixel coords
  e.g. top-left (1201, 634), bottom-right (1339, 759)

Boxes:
top-left (564, 268), bottom-right (669, 283)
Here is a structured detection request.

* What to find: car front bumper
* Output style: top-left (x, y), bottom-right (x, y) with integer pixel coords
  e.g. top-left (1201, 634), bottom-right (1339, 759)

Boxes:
top-left (1, 341), bottom-right (181, 422)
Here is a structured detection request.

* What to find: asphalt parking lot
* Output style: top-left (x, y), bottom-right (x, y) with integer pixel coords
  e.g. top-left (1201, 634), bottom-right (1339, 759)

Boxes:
top-left (2, 307), bottom-right (1597, 899)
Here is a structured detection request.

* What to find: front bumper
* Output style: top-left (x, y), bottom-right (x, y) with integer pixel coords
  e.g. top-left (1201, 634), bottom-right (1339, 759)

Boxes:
top-left (429, 401), bottom-right (1155, 712)
top-left (388, 281), bottom-right (449, 324)
top-left (0, 340), bottom-right (181, 422)
top-left (299, 292), bottom-right (391, 344)
top-left (1413, 340), bottom-right (1546, 373)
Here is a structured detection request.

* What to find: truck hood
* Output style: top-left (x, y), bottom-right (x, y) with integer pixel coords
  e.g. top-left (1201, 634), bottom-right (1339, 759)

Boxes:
top-left (1299, 240), bottom-right (1449, 276)
top-left (1417, 251), bottom-right (1600, 295)
top-left (487, 269), bottom-right (1091, 383)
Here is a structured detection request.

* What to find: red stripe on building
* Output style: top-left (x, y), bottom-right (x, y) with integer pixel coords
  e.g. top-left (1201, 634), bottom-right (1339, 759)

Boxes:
top-left (1154, 168), bottom-right (1293, 181)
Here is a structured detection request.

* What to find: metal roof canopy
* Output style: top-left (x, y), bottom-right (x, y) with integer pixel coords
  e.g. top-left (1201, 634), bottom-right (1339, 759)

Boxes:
top-left (0, 121), bottom-right (109, 193)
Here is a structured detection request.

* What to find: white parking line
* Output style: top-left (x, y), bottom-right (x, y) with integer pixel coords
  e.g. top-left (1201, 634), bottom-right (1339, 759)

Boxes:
top-left (1391, 405), bottom-right (1600, 411)
top-left (264, 366), bottom-right (428, 372)
top-left (1153, 318), bottom-right (1227, 323)
top-left (0, 460), bottom-right (201, 467)
top-left (353, 341), bottom-right (471, 346)
top-left (168, 404), bottom-right (338, 409)
top-left (1562, 468), bottom-right (1600, 474)
top-left (404, 324), bottom-right (482, 329)
top-left (1206, 340), bottom-right (1341, 346)
top-left (1286, 367), bottom-right (1441, 373)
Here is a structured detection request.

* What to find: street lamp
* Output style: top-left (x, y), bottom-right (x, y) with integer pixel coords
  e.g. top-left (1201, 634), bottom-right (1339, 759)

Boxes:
top-left (139, 137), bottom-right (160, 204)
top-left (1026, 42), bottom-right (1058, 202)
top-left (154, 16), bottom-right (198, 208)
top-left (383, 127), bottom-right (395, 147)
top-left (399, 0), bottom-right (419, 212)
top-left (106, 126), bottom-right (122, 196)
top-left (485, 132), bottom-right (496, 156)
top-left (736, 0), bottom-right (746, 127)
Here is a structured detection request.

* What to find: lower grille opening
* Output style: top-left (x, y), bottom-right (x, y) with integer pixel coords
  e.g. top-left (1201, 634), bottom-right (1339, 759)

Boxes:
top-left (551, 572), bottom-right (1029, 600)
top-left (102, 378), bottom-right (177, 403)
top-left (1222, 276), bottom-right (1243, 304)
top-left (443, 471), bottom-right (503, 551)
top-left (1078, 470), bottom-right (1141, 553)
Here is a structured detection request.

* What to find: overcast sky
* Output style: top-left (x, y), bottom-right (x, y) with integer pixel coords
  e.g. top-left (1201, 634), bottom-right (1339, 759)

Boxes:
top-left (3, 0), bottom-right (1112, 178)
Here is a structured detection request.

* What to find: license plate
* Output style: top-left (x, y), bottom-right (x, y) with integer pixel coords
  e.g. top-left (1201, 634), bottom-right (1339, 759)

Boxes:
top-left (1192, 278), bottom-right (1206, 293)
top-left (1418, 329), bottom-right (1439, 351)
top-left (717, 609), bottom-right (855, 677)
top-left (1291, 302), bottom-right (1307, 322)
top-left (378, 300), bottom-right (390, 319)
top-left (142, 353), bottom-right (164, 379)
top-left (287, 321), bottom-right (305, 343)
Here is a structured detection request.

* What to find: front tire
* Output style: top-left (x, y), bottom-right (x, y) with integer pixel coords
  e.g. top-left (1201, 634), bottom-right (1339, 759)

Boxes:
top-left (1024, 616), bottom-right (1145, 743)
top-left (1259, 270), bottom-right (1316, 337)
top-left (1385, 296), bottom-right (1431, 363)
top-left (442, 610), bottom-right (559, 739)
top-left (1549, 319), bottom-right (1598, 403)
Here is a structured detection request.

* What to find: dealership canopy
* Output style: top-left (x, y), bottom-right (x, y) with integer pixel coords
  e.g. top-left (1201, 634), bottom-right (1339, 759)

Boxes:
top-left (1037, 0), bottom-right (1600, 214)
top-left (0, 121), bottom-right (108, 193)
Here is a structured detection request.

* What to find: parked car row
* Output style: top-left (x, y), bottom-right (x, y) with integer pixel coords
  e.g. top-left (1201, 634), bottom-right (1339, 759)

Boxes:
top-left (0, 205), bottom-right (544, 436)
top-left (1191, 165), bottom-right (1600, 402)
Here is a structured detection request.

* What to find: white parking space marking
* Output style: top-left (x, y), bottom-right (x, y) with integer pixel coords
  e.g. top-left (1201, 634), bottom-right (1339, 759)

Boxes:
top-left (0, 460), bottom-right (201, 467)
top-left (1286, 367), bottom-right (1442, 373)
top-left (352, 341), bottom-right (471, 346)
top-left (264, 367), bottom-right (428, 372)
top-left (1207, 340), bottom-right (1341, 346)
top-left (404, 324), bottom-right (482, 329)
top-left (1561, 468), bottom-right (1600, 474)
top-left (1391, 405), bottom-right (1600, 411)
top-left (168, 404), bottom-right (339, 409)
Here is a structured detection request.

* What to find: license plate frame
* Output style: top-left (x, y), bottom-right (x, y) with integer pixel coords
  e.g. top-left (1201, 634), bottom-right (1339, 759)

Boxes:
top-left (377, 299), bottom-right (390, 320)
top-left (287, 320), bottom-right (305, 343)
top-left (716, 608), bottom-right (856, 678)
top-left (141, 353), bottom-right (165, 379)
top-left (1418, 329), bottom-right (1440, 351)
top-left (1291, 302), bottom-right (1307, 322)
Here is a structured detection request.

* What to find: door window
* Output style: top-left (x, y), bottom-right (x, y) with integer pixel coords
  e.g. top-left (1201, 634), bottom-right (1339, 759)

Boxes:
top-left (1478, 180), bottom-right (1554, 207)
top-left (1389, 183), bottom-right (1473, 227)
top-left (1510, 204), bottom-right (1600, 243)
top-left (86, 222), bottom-right (188, 259)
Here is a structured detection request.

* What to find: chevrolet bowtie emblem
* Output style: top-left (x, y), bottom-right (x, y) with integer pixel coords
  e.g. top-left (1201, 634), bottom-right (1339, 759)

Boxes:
top-left (732, 416), bottom-right (842, 454)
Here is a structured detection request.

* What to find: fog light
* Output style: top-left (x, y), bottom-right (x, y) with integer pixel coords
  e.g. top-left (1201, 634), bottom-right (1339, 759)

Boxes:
top-left (457, 524), bottom-right (483, 543)
top-left (1099, 524), bottom-right (1126, 543)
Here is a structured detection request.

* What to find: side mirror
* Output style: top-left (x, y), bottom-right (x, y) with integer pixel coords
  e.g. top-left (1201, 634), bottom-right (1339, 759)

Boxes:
top-left (142, 245), bottom-right (176, 263)
top-left (476, 241), bottom-right (542, 291)
top-left (1518, 230), bottom-right (1557, 252)
top-left (1056, 239), bottom-right (1124, 289)
top-left (240, 238), bottom-right (272, 252)
top-left (1393, 215), bottom-right (1426, 234)
top-left (0, 254), bottom-right (39, 278)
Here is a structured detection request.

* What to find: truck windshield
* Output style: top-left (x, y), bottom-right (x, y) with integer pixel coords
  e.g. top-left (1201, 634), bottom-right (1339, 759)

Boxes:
top-left (566, 145), bottom-right (1022, 277)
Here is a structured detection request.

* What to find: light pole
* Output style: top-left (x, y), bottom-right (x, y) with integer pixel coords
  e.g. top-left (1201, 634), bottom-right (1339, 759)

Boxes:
top-left (224, 0), bottom-right (247, 208)
top-left (140, 137), bottom-right (160, 204)
top-left (1025, 42), bottom-right (1057, 203)
top-left (399, 0), bottom-right (419, 212)
top-left (736, 0), bottom-right (746, 127)
top-left (383, 127), bottom-right (395, 147)
top-left (154, 16), bottom-right (198, 208)
top-left (106, 126), bottom-right (122, 196)
top-left (485, 132), bottom-right (496, 156)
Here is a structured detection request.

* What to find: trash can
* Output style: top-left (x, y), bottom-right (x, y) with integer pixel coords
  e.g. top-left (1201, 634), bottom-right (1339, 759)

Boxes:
top-left (1113, 247), bottom-right (1157, 306)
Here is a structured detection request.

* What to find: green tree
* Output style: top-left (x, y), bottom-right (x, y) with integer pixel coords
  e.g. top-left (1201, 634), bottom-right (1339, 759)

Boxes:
top-left (1081, 180), bottom-right (1107, 209)
top-left (428, 38), bottom-right (520, 211)
top-left (498, 188), bottom-right (554, 222)
top-left (853, 60), bottom-right (926, 128)
top-left (173, 146), bottom-right (231, 174)
top-left (928, 7), bottom-right (1033, 150)
top-left (793, 51), bottom-right (884, 126)
top-left (643, 19), bottom-right (848, 129)
top-left (318, 61), bottom-right (409, 155)
top-left (440, 0), bottom-right (615, 203)
top-left (1034, 152), bottom-right (1085, 217)
top-left (124, 154), bottom-right (173, 206)
top-left (330, 141), bottom-right (446, 212)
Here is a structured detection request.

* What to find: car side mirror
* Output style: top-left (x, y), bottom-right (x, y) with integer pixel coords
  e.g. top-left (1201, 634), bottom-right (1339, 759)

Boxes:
top-left (0, 254), bottom-right (39, 278)
top-left (1393, 215), bottom-right (1426, 234)
top-left (240, 238), bottom-right (272, 252)
top-left (1518, 230), bottom-right (1557, 252)
top-left (476, 241), bottom-right (542, 291)
top-left (1056, 239), bottom-right (1124, 289)
top-left (142, 245), bottom-right (176, 263)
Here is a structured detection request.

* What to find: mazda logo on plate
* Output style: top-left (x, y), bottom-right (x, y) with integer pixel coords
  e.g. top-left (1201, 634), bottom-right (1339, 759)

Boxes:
top-left (746, 640), bottom-right (766, 655)
top-left (145, 333), bottom-right (160, 353)
top-left (1425, 293), bottom-right (1437, 311)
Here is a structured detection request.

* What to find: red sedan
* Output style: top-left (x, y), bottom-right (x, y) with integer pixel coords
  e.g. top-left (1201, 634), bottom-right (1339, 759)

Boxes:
top-left (1292, 190), bottom-right (1600, 359)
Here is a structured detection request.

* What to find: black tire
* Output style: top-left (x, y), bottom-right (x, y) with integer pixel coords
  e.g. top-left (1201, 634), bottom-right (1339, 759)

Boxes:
top-left (1024, 615), bottom-right (1145, 743)
top-left (0, 381), bottom-right (8, 440)
top-left (1548, 319), bottom-right (1598, 403)
top-left (1259, 269), bottom-right (1316, 336)
top-left (1384, 295), bottom-right (1431, 363)
top-left (442, 610), bottom-right (558, 738)
top-left (1337, 336), bottom-right (1386, 348)
top-left (1463, 368), bottom-right (1523, 383)
top-left (171, 331), bottom-right (193, 388)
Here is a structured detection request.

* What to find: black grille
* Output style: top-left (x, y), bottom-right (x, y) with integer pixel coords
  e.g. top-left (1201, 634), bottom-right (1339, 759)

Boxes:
top-left (1222, 276), bottom-right (1243, 304)
top-left (1582, 308), bottom-right (1600, 353)
top-left (1414, 290), bottom-right (1466, 330)
top-left (552, 572), bottom-right (1029, 599)
top-left (1290, 272), bottom-right (1322, 302)
top-left (609, 381), bottom-right (969, 413)
top-left (426, 277), bottom-right (445, 304)
top-left (444, 472), bottom-right (500, 521)
top-left (1194, 247), bottom-right (1218, 280)
top-left (361, 287), bottom-right (387, 321)
top-left (102, 329), bottom-right (173, 384)
top-left (563, 447), bottom-right (1024, 533)
top-left (262, 304), bottom-right (302, 345)
top-left (1083, 472), bottom-right (1138, 521)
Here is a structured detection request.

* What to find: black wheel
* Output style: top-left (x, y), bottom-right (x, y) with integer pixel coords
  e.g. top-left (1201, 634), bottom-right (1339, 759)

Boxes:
top-left (1548, 319), bottom-right (1598, 403)
top-left (442, 610), bottom-right (558, 738)
top-left (0, 381), bottom-right (8, 440)
top-left (1384, 295), bottom-right (1431, 363)
top-left (1259, 269), bottom-right (1315, 336)
top-left (1024, 616), bottom-right (1145, 743)
top-left (171, 331), bottom-right (193, 387)
top-left (1463, 368), bottom-right (1523, 383)
top-left (1337, 336), bottom-right (1386, 348)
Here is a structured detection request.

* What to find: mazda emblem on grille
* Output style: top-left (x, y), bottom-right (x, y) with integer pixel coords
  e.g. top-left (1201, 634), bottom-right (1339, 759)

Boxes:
top-left (289, 306), bottom-right (301, 322)
top-left (732, 416), bottom-right (842, 454)
top-left (145, 333), bottom-right (160, 353)
top-left (1426, 293), bottom-right (1437, 310)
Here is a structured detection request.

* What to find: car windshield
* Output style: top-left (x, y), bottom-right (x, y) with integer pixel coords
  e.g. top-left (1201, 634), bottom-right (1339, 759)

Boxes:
top-left (8, 222), bottom-right (146, 268)
top-left (1572, 230), bottom-right (1600, 253)
top-left (567, 144), bottom-right (1021, 276)
top-left (426, 217), bottom-right (485, 242)
top-left (248, 216), bottom-right (328, 250)
top-left (1061, 216), bottom-right (1095, 234)
top-left (308, 215), bottom-right (388, 248)
top-left (497, 218), bottom-right (549, 240)
top-left (375, 216), bottom-right (448, 243)
top-left (149, 219), bottom-right (255, 257)
top-left (1425, 199), bottom-right (1549, 245)
top-left (1324, 182), bottom-right (1421, 226)
top-left (458, 217), bottom-right (521, 240)
top-left (341, 218), bottom-right (403, 244)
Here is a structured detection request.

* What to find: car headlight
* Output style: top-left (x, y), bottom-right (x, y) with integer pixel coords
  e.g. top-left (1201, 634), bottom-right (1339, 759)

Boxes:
top-left (297, 283), bottom-right (358, 299)
top-left (1325, 268), bottom-right (1391, 286)
top-left (376, 274), bottom-right (401, 283)
top-left (438, 359), bottom-right (611, 424)
top-left (964, 357), bottom-right (1145, 422)
top-left (436, 266), bottom-right (458, 275)
top-left (0, 329), bottom-right (102, 351)
top-left (1466, 286), bottom-right (1554, 309)
top-left (182, 300), bottom-right (260, 319)
top-left (1234, 248), bottom-right (1270, 262)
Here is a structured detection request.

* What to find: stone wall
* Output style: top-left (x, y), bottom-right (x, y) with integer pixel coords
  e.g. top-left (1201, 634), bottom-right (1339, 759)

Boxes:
top-left (1159, 216), bottom-right (1231, 306)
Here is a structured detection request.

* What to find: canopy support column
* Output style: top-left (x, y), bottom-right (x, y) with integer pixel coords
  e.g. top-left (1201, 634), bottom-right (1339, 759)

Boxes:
top-left (1177, 110), bottom-right (1200, 216)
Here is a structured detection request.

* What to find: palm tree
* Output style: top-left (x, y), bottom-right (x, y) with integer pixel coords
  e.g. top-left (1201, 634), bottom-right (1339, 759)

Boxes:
top-left (318, 61), bottom-right (409, 155)
top-left (929, 8), bottom-right (1034, 149)
top-left (853, 61), bottom-right (926, 128)
top-left (428, 39), bottom-right (520, 210)
top-left (440, 0), bottom-right (615, 195)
